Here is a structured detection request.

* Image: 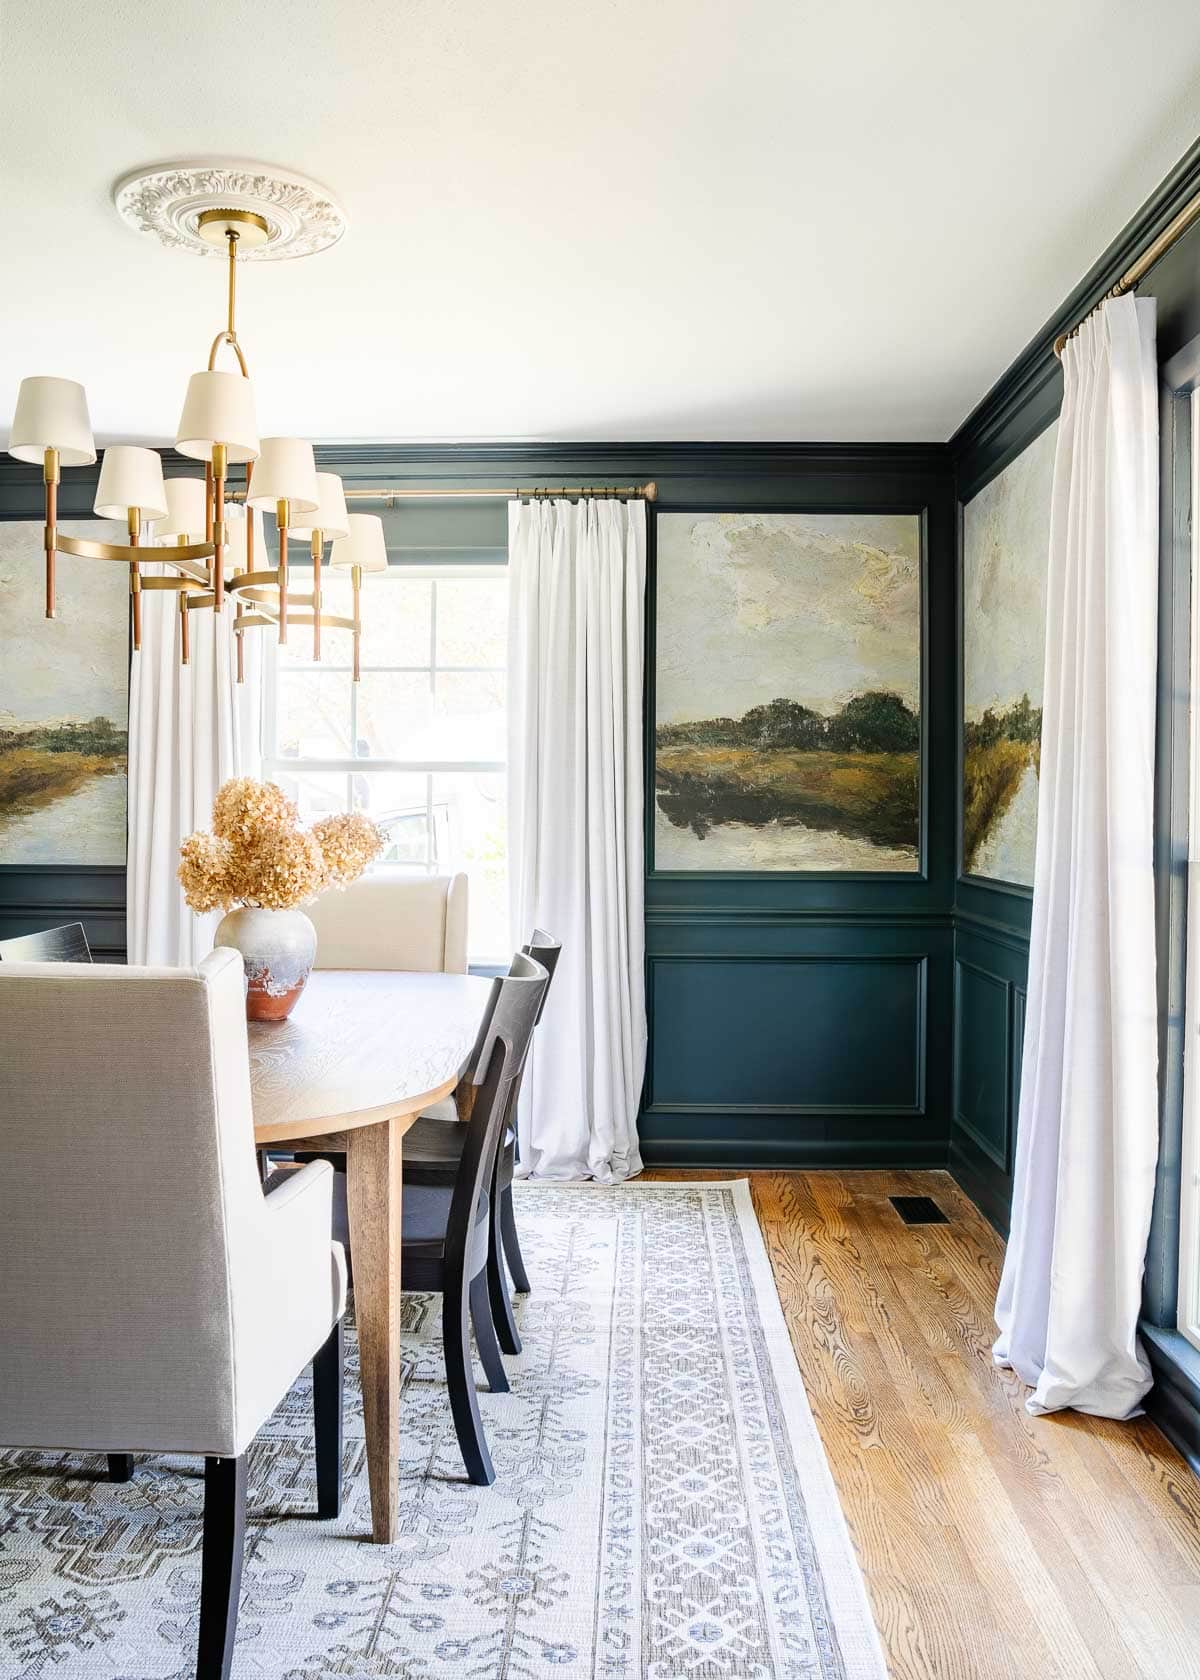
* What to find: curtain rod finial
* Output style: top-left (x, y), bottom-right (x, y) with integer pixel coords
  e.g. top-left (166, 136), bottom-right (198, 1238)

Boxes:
top-left (643, 481), bottom-right (658, 502)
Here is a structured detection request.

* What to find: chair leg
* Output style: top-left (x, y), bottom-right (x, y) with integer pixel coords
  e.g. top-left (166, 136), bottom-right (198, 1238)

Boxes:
top-left (488, 1192), bottom-right (522, 1356)
top-left (470, 1271), bottom-right (510, 1394)
top-left (312, 1320), bottom-right (343, 1520)
top-left (499, 1183), bottom-right (531, 1294)
top-left (107, 1454), bottom-right (133, 1484)
top-left (197, 1454), bottom-right (247, 1680)
top-left (443, 1275), bottom-right (495, 1486)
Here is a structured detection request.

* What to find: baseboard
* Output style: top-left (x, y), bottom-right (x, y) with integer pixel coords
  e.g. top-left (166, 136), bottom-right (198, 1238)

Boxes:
top-left (638, 1135), bottom-right (949, 1170)
top-left (1143, 1324), bottom-right (1200, 1477)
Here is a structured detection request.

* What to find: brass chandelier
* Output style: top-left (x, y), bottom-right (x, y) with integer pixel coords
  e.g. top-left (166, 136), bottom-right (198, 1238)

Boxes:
top-left (7, 168), bottom-right (383, 683)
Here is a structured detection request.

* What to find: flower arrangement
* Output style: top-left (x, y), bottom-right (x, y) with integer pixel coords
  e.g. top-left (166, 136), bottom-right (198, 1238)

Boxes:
top-left (178, 777), bottom-right (385, 913)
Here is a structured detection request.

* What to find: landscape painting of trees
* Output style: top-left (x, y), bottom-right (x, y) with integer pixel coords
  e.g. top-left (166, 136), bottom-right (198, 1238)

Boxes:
top-left (962, 423), bottom-right (1055, 886)
top-left (654, 512), bottom-right (922, 872)
top-left (0, 522), bottom-right (128, 864)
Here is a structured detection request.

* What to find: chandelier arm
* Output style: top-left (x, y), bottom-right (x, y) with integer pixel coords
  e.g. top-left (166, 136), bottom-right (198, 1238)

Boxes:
top-left (54, 536), bottom-right (214, 566)
top-left (139, 575), bottom-right (209, 592)
top-left (226, 569), bottom-right (284, 594)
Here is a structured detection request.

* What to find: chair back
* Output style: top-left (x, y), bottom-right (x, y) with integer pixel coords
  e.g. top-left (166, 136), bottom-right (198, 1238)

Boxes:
top-left (446, 952), bottom-right (547, 1265)
top-left (307, 872), bottom-right (468, 972)
top-left (0, 922), bottom-right (92, 962)
top-left (523, 927), bottom-right (561, 1024)
top-left (0, 949), bottom-right (276, 1455)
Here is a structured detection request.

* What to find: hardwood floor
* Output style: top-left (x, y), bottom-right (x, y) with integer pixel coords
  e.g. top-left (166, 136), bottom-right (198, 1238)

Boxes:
top-left (645, 1167), bottom-right (1200, 1680)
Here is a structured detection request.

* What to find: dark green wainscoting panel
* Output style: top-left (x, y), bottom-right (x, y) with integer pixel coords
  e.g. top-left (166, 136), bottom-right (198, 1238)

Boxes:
top-left (644, 912), bottom-right (952, 1167)
top-left (951, 919), bottom-right (1029, 1233)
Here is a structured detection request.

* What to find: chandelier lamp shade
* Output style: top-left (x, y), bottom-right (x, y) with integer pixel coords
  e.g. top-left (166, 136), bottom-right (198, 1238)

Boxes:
top-left (6, 165), bottom-right (372, 681)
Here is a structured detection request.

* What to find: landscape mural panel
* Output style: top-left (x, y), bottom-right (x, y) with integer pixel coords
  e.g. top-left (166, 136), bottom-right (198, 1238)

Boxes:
top-left (0, 520), bottom-right (128, 865)
top-left (654, 511), bottom-right (922, 872)
top-left (961, 423), bottom-right (1056, 887)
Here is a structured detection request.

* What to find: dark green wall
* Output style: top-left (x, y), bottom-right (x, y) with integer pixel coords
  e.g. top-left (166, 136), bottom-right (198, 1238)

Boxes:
top-left (0, 442), bottom-right (957, 1168)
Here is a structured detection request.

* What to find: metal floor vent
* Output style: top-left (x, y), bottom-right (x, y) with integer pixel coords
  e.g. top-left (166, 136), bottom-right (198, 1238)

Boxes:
top-left (889, 1195), bottom-right (949, 1225)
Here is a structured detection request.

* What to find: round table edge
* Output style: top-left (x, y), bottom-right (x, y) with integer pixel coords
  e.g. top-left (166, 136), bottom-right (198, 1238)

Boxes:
top-left (252, 1073), bottom-right (460, 1146)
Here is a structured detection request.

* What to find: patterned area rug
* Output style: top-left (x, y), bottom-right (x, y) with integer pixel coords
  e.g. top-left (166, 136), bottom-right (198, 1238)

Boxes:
top-left (0, 1180), bottom-right (886, 1679)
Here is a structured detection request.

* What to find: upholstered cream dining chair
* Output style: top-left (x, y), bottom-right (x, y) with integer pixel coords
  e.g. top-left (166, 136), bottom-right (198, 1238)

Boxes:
top-left (0, 949), bottom-right (348, 1680)
top-left (306, 871), bottom-right (469, 972)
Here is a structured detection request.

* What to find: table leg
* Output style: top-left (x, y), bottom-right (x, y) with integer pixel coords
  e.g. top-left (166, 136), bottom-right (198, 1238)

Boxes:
top-left (346, 1116), bottom-right (402, 1544)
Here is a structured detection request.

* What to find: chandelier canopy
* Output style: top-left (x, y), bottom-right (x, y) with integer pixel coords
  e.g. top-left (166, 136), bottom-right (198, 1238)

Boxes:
top-left (7, 163), bottom-right (381, 683)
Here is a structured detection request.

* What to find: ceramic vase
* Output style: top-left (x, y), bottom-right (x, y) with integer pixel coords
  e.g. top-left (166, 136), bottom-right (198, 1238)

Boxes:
top-left (214, 906), bottom-right (317, 1022)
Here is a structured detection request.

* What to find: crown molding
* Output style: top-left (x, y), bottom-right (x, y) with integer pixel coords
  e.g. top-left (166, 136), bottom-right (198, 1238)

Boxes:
top-left (952, 134), bottom-right (1200, 497)
top-left (0, 439), bottom-right (954, 520)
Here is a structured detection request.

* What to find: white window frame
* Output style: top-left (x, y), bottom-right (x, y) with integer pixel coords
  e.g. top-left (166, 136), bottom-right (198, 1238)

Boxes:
top-left (1178, 388), bottom-right (1200, 1352)
top-left (262, 561), bottom-right (508, 916)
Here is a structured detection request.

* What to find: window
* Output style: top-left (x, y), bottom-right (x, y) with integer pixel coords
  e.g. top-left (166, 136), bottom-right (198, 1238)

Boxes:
top-left (264, 565), bottom-right (509, 965)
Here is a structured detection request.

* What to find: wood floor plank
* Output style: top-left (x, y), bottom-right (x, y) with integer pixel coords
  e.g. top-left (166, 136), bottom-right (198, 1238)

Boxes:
top-left (646, 1167), bottom-right (1200, 1679)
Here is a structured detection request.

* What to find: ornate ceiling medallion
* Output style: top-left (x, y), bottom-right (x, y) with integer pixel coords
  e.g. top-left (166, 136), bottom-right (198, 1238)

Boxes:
top-left (113, 161), bottom-right (347, 261)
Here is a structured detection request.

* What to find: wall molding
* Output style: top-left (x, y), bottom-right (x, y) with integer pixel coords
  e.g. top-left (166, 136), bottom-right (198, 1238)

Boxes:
top-left (952, 134), bottom-right (1200, 495)
top-left (645, 906), bottom-right (953, 927)
top-left (646, 950), bottom-right (929, 1120)
top-left (952, 957), bottom-right (1011, 1170)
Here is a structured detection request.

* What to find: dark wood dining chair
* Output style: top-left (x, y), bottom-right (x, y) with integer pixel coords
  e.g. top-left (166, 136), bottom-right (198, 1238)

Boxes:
top-left (403, 929), bottom-right (561, 1359)
top-left (403, 951), bottom-right (546, 1483)
top-left (0, 922), bottom-right (92, 962)
top-left (277, 951), bottom-right (547, 1484)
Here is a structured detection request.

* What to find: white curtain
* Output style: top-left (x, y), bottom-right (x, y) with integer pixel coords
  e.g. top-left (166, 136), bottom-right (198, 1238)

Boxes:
top-left (994, 295), bottom-right (1160, 1418)
top-left (507, 497), bottom-right (647, 1182)
top-left (127, 578), bottom-right (263, 966)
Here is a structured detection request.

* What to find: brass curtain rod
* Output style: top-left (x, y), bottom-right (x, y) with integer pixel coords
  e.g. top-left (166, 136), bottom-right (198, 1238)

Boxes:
top-left (226, 481), bottom-right (657, 504)
top-left (1054, 186), bottom-right (1200, 357)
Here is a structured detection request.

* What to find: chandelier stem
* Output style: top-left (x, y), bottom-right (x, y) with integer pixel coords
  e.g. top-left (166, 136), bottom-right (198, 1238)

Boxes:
top-left (226, 229), bottom-right (239, 338)
top-left (312, 531), bottom-right (323, 661)
top-left (43, 447), bottom-right (59, 620)
top-left (179, 587), bottom-right (191, 666)
top-left (352, 563), bottom-right (362, 684)
top-left (128, 507), bottom-right (142, 651)
top-left (277, 499), bottom-right (290, 644)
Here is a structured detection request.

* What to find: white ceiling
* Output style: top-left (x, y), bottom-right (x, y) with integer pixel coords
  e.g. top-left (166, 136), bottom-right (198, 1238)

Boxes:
top-left (3, 1), bottom-right (1200, 446)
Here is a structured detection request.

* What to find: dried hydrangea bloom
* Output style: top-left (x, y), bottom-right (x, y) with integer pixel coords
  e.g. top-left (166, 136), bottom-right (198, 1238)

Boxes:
top-left (178, 831), bottom-right (235, 913)
top-left (211, 776), bottom-right (298, 846)
top-left (240, 824), bottom-right (329, 910)
top-left (312, 812), bottom-right (386, 888)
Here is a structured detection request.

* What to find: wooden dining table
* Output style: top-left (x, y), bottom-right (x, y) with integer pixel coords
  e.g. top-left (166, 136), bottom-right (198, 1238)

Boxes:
top-left (247, 967), bottom-right (495, 1544)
